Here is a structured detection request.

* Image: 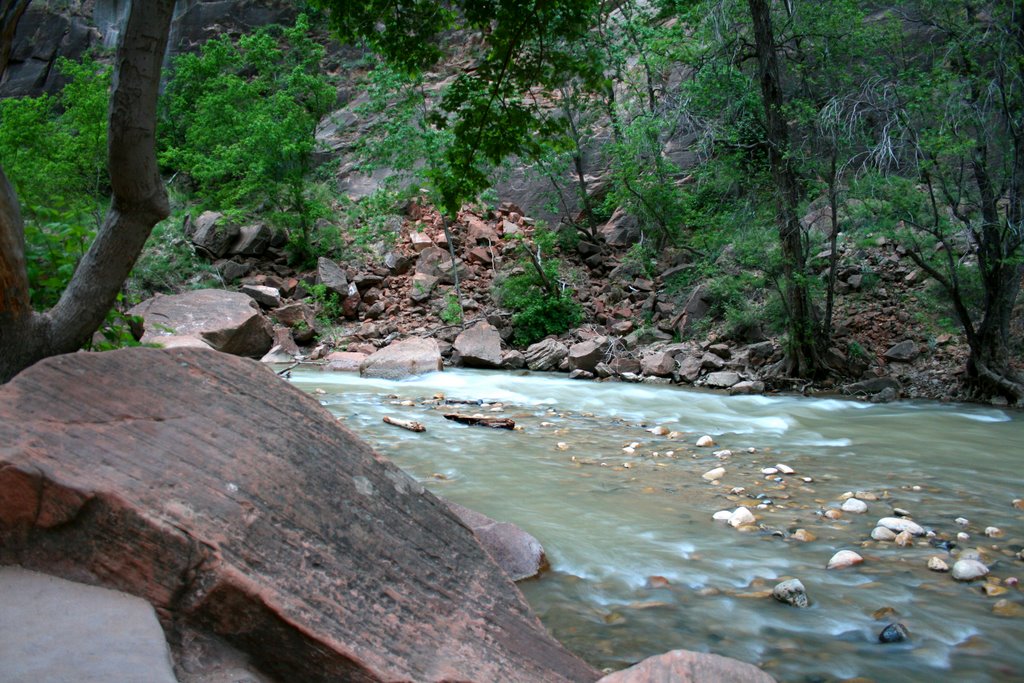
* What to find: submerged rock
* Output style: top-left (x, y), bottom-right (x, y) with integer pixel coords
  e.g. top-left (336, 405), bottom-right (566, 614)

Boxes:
top-left (0, 348), bottom-right (598, 682)
top-left (952, 559), bottom-right (990, 582)
top-left (871, 527), bottom-right (897, 541)
top-left (841, 498), bottom-right (868, 514)
top-left (827, 550), bottom-right (864, 569)
top-left (878, 622), bottom-right (910, 644)
top-left (443, 500), bottom-right (548, 581)
top-left (772, 579), bottom-right (809, 608)
top-left (360, 337), bottom-right (443, 379)
top-left (876, 517), bottom-right (926, 536)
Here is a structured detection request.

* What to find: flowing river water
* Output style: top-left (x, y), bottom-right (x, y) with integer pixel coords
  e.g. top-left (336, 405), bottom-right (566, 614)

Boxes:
top-left (289, 368), bottom-right (1024, 683)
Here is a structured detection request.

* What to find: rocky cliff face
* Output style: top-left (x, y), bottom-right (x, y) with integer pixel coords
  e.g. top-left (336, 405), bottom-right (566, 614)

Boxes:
top-left (0, 0), bottom-right (294, 97)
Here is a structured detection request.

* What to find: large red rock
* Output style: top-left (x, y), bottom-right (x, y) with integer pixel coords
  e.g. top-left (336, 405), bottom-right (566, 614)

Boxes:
top-left (129, 289), bottom-right (273, 357)
top-left (0, 349), bottom-right (599, 683)
top-left (453, 321), bottom-right (503, 368)
top-left (444, 500), bottom-right (548, 582)
top-left (598, 649), bottom-right (776, 683)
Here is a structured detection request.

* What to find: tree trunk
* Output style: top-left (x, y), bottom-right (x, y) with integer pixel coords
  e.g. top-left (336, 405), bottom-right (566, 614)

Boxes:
top-left (0, 0), bottom-right (31, 77)
top-left (747, 0), bottom-right (825, 378)
top-left (0, 0), bottom-right (175, 383)
top-left (968, 261), bottom-right (1024, 402)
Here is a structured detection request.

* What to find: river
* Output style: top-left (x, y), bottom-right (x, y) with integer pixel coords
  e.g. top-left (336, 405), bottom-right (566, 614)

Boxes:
top-left (289, 368), bottom-right (1024, 683)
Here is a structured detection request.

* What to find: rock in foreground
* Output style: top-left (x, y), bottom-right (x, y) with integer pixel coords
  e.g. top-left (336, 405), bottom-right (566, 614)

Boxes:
top-left (0, 348), bottom-right (598, 683)
top-left (597, 649), bottom-right (776, 683)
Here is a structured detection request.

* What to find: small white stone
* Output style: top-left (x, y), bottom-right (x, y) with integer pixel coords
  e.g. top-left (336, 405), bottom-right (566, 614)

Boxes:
top-left (729, 486), bottom-right (746, 495)
top-left (927, 556), bottom-right (949, 572)
top-left (728, 506), bottom-right (756, 528)
top-left (649, 425), bottom-right (670, 435)
top-left (696, 435), bottom-right (714, 447)
top-left (622, 446), bottom-right (636, 454)
top-left (776, 463), bottom-right (795, 475)
top-left (747, 447), bottom-right (757, 453)
top-left (855, 491), bottom-right (878, 501)
top-left (984, 526), bottom-right (1003, 538)
top-left (702, 466), bottom-right (726, 481)
top-left (842, 498), bottom-right (868, 514)
top-left (871, 526), bottom-right (896, 541)
top-left (668, 431), bottom-right (684, 439)
top-left (827, 550), bottom-right (864, 569)
top-left (952, 559), bottom-right (990, 581)
top-left (892, 507), bottom-right (911, 517)
top-left (876, 517), bottom-right (925, 536)
top-left (839, 491), bottom-right (855, 501)
top-left (556, 442), bottom-right (569, 451)
top-left (761, 467), bottom-right (779, 475)
top-left (713, 449), bottom-right (733, 459)
top-left (957, 531), bottom-right (970, 542)
top-left (712, 510), bottom-right (732, 521)
top-left (801, 476), bottom-right (814, 483)
top-left (955, 517), bottom-right (969, 527)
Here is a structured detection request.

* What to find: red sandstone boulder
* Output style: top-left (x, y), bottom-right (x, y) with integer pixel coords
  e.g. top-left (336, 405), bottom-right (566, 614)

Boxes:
top-left (129, 289), bottom-right (273, 358)
top-left (325, 351), bottom-right (369, 372)
top-left (360, 337), bottom-right (443, 379)
top-left (598, 649), bottom-right (776, 683)
top-left (0, 349), bottom-right (599, 683)
top-left (443, 500), bottom-right (548, 582)
top-left (453, 321), bottom-right (503, 368)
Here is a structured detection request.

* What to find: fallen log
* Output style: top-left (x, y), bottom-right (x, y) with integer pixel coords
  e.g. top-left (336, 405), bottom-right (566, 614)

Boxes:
top-left (383, 415), bottom-right (426, 432)
top-left (444, 413), bottom-right (516, 430)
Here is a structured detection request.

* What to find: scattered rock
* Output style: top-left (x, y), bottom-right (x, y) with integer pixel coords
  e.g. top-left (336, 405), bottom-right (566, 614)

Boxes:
top-left (360, 337), bottom-right (443, 379)
top-left (952, 559), bottom-right (990, 581)
top-left (325, 351), bottom-right (368, 373)
top-left (728, 507), bottom-right (755, 528)
top-left (871, 527), bottom-right (897, 542)
top-left (442, 500), bottom-right (548, 582)
top-left (705, 371), bottom-right (740, 389)
top-left (792, 529), bottom-right (815, 542)
top-left (129, 289), bottom-right (273, 358)
top-left (317, 256), bottom-right (349, 297)
top-left (884, 340), bottom-right (919, 362)
top-left (772, 579), bottom-right (809, 608)
top-left (525, 338), bottom-right (569, 372)
top-left (928, 557), bottom-right (950, 573)
top-left (878, 622), bottom-right (910, 644)
top-left (696, 435), bottom-right (714, 447)
top-left (984, 526), bottom-right (1003, 538)
top-left (842, 498), bottom-right (868, 514)
top-left (702, 467), bottom-right (726, 481)
top-left (640, 351), bottom-right (677, 377)
top-left (568, 337), bottom-right (610, 373)
top-left (894, 530), bottom-right (914, 547)
top-left (827, 550), bottom-right (864, 569)
top-left (876, 517), bottom-right (926, 536)
top-left (452, 322), bottom-right (503, 369)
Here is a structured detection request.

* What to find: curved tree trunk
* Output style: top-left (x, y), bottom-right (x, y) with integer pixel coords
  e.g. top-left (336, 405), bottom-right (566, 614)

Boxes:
top-left (0, 0), bottom-right (175, 383)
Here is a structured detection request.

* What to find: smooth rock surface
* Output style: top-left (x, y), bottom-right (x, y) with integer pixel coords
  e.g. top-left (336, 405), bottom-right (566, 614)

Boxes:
top-left (952, 559), bottom-right (990, 582)
top-left (772, 579), bottom-right (809, 608)
top-left (597, 649), bottom-right (776, 683)
top-left (130, 289), bottom-right (273, 357)
top-left (453, 321), bottom-right (504, 368)
top-left (0, 349), bottom-right (598, 683)
top-left (443, 500), bottom-right (548, 582)
top-left (0, 566), bottom-right (178, 683)
top-left (360, 337), bottom-right (443, 379)
top-left (876, 517), bottom-right (926, 536)
top-left (827, 550), bottom-right (864, 569)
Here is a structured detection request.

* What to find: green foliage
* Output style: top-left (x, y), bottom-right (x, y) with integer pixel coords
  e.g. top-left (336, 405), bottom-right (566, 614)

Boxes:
top-left (0, 55), bottom-right (111, 309)
top-left (127, 206), bottom-right (218, 300)
top-left (87, 296), bottom-right (144, 352)
top-left (308, 283), bottom-right (344, 321)
top-left (160, 14), bottom-right (336, 264)
top-left (441, 292), bottom-right (463, 326)
top-left (493, 229), bottom-right (583, 346)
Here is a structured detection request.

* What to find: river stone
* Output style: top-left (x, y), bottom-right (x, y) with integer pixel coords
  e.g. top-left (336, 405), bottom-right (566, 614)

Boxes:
top-left (703, 467), bottom-right (726, 481)
top-left (596, 648), bottom-right (776, 683)
top-left (0, 567), bottom-right (178, 683)
top-left (129, 289), bottom-right (273, 358)
top-left (525, 338), bottom-right (569, 371)
top-left (841, 498), bottom-right (868, 514)
top-left (453, 321), bottom-right (503, 368)
top-left (712, 510), bottom-right (733, 521)
top-left (640, 350), bottom-right (676, 377)
top-left (325, 351), bottom-right (368, 372)
top-left (827, 550), bottom-right (864, 569)
top-left (0, 348), bottom-right (598, 682)
top-left (952, 559), bottom-right (990, 581)
top-left (728, 507), bottom-right (755, 528)
top-left (442, 500), bottom-right (548, 581)
top-left (928, 556), bottom-right (950, 572)
top-left (877, 517), bottom-right (926, 536)
top-left (871, 526), bottom-right (897, 541)
top-left (705, 371), bottom-right (740, 388)
top-left (696, 435), bottom-right (714, 447)
top-left (878, 622), bottom-right (910, 644)
top-left (360, 337), bottom-right (443, 379)
top-left (772, 579), bottom-right (809, 608)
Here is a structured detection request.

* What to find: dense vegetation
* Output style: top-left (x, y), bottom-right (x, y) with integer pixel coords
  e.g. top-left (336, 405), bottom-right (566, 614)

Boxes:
top-left (0, 0), bottom-right (1020, 401)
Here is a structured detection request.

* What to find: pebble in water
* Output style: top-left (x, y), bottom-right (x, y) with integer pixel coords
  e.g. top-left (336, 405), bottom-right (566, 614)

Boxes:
top-left (842, 498), bottom-right (869, 514)
top-left (956, 531), bottom-right (971, 543)
top-left (892, 507), bottom-right (912, 517)
top-left (871, 527), bottom-right (897, 542)
top-left (1013, 498), bottom-right (1024, 510)
top-left (984, 526), bottom-right (1003, 538)
top-left (993, 599), bottom-right (1024, 617)
top-left (761, 467), bottom-right (779, 475)
top-left (827, 550), bottom-right (864, 569)
top-left (696, 435), bottom-right (714, 447)
top-left (928, 556), bottom-right (950, 572)
top-left (824, 509), bottom-right (843, 520)
top-left (714, 449), bottom-right (732, 459)
top-left (878, 622), bottom-right (910, 644)
top-left (728, 507), bottom-right (756, 528)
top-left (649, 426), bottom-right (670, 436)
top-left (876, 517), bottom-right (925, 536)
top-left (856, 491), bottom-right (878, 501)
top-left (951, 559), bottom-right (990, 581)
top-left (955, 517), bottom-right (970, 527)
top-left (702, 466), bottom-right (725, 481)
top-left (772, 578), bottom-right (809, 608)
top-left (776, 463), bottom-right (795, 475)
top-left (894, 530), bottom-right (914, 547)
top-left (712, 510), bottom-right (732, 521)
top-left (792, 529), bottom-right (815, 542)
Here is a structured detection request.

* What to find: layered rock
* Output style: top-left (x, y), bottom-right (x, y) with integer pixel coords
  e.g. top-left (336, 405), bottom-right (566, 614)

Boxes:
top-left (597, 649), bottom-right (776, 683)
top-left (129, 289), bottom-right (273, 357)
top-left (453, 322), bottom-right (503, 368)
top-left (0, 348), bottom-right (599, 683)
top-left (360, 337), bottom-right (443, 379)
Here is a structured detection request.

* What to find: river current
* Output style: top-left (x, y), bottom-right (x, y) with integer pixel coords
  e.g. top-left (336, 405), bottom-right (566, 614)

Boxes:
top-left (289, 368), bottom-right (1024, 683)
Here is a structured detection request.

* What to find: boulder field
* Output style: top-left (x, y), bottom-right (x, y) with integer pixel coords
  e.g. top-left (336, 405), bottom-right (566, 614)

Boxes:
top-left (0, 348), bottom-right (599, 682)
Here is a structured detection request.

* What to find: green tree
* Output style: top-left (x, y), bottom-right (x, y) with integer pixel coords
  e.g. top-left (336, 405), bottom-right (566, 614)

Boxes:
top-left (160, 14), bottom-right (336, 263)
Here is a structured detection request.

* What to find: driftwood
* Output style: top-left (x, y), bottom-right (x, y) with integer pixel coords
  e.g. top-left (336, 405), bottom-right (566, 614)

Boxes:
top-left (383, 415), bottom-right (426, 432)
top-left (444, 413), bottom-right (516, 430)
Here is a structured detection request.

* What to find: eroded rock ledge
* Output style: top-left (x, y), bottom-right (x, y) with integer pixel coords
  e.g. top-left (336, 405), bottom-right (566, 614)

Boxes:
top-left (0, 348), bottom-right (599, 682)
